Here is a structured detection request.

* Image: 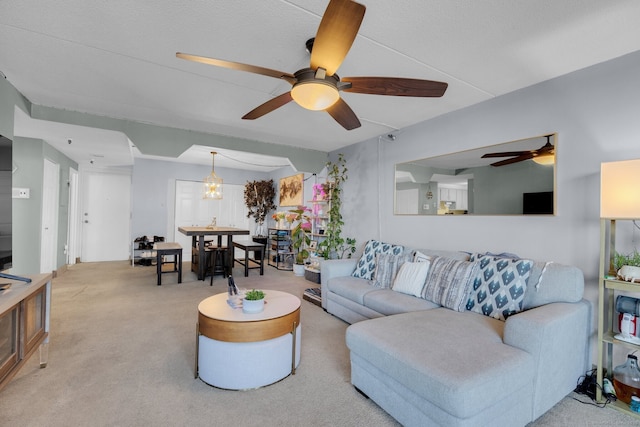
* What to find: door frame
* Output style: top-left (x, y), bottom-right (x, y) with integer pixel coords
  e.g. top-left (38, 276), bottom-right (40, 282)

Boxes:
top-left (67, 167), bottom-right (79, 265)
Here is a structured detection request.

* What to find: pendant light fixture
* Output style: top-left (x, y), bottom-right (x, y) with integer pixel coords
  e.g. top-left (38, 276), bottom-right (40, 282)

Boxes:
top-left (203, 151), bottom-right (223, 200)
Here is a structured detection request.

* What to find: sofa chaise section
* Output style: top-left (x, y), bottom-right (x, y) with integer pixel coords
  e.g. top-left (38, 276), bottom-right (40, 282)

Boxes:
top-left (321, 245), bottom-right (590, 426)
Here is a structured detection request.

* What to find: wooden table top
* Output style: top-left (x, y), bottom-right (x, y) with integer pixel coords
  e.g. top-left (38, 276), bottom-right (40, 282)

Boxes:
top-left (198, 290), bottom-right (300, 323)
top-left (178, 226), bottom-right (250, 236)
top-left (153, 242), bottom-right (182, 250)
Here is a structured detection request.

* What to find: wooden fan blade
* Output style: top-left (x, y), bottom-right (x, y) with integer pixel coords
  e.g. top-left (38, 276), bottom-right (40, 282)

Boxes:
top-left (242, 92), bottom-right (293, 120)
top-left (482, 151), bottom-right (529, 158)
top-left (483, 142), bottom-right (555, 158)
top-left (310, 0), bottom-right (366, 76)
top-left (176, 52), bottom-right (296, 84)
top-left (490, 153), bottom-right (534, 167)
top-left (326, 98), bottom-right (361, 130)
top-left (342, 77), bottom-right (448, 97)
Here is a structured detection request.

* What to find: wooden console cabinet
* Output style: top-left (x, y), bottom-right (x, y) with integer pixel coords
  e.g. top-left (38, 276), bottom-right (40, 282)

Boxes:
top-left (0, 273), bottom-right (52, 392)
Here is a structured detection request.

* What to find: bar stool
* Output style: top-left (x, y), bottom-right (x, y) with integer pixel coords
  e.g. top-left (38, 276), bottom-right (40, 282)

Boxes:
top-left (205, 245), bottom-right (229, 285)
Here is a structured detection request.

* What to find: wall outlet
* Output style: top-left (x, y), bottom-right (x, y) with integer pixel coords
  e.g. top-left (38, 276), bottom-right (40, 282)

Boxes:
top-left (12, 187), bottom-right (30, 199)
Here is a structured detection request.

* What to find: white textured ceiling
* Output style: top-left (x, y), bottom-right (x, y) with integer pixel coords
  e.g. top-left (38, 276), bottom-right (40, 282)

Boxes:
top-left (2, 0), bottom-right (640, 169)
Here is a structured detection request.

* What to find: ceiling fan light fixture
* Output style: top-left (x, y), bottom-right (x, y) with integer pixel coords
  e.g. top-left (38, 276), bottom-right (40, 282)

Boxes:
top-left (532, 152), bottom-right (555, 165)
top-left (291, 80), bottom-right (340, 111)
top-left (203, 151), bottom-right (223, 200)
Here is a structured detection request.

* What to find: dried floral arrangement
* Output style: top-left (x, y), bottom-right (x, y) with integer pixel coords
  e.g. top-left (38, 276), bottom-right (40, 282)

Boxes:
top-left (244, 179), bottom-right (276, 225)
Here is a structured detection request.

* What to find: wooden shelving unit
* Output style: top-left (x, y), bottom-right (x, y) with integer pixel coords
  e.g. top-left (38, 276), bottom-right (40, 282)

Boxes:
top-left (596, 218), bottom-right (640, 420)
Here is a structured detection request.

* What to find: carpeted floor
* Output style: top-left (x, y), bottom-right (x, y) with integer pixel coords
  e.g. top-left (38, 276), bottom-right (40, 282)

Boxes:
top-left (2, 261), bottom-right (640, 426)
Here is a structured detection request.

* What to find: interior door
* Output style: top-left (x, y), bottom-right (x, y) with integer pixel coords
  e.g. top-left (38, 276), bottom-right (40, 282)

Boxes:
top-left (81, 171), bottom-right (131, 262)
top-left (395, 188), bottom-right (419, 214)
top-left (40, 159), bottom-right (59, 273)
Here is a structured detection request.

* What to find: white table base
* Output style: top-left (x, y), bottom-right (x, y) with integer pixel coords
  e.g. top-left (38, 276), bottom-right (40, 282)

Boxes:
top-left (198, 324), bottom-right (301, 390)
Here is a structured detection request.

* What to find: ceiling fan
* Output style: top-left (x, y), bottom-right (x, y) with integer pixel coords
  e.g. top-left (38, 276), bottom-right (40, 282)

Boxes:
top-left (176, 0), bottom-right (448, 130)
top-left (481, 135), bottom-right (555, 167)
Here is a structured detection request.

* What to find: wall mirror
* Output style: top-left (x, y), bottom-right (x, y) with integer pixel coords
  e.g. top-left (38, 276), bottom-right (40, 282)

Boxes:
top-left (394, 133), bottom-right (556, 215)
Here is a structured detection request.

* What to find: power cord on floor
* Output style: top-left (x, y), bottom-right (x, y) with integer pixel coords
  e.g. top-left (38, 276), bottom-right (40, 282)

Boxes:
top-left (573, 368), bottom-right (614, 408)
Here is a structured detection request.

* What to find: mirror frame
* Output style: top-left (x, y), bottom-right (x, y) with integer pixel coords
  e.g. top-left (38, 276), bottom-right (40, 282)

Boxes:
top-left (394, 133), bottom-right (557, 216)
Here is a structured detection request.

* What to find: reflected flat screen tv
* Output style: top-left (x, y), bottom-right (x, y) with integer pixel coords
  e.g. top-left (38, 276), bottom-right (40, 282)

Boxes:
top-left (523, 191), bottom-right (553, 215)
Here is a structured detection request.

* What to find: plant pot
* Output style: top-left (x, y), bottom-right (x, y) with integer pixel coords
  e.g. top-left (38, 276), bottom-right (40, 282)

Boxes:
top-left (293, 264), bottom-right (305, 276)
top-left (618, 265), bottom-right (640, 283)
top-left (242, 298), bottom-right (265, 314)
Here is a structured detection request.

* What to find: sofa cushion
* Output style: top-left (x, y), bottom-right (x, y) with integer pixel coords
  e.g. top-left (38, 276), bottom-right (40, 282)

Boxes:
top-left (373, 252), bottom-right (415, 289)
top-left (421, 256), bottom-right (478, 312)
top-left (345, 309), bottom-right (535, 419)
top-left (465, 253), bottom-right (533, 321)
top-left (392, 261), bottom-right (430, 297)
top-left (352, 240), bottom-right (404, 280)
top-left (522, 261), bottom-right (584, 310)
top-left (327, 276), bottom-right (378, 305)
top-left (364, 288), bottom-right (440, 316)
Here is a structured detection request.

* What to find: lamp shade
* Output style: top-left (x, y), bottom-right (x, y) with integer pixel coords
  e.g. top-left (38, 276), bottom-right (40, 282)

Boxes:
top-left (600, 158), bottom-right (640, 218)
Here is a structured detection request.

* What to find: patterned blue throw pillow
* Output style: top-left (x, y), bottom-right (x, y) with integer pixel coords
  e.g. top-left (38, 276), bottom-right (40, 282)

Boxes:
top-left (352, 240), bottom-right (404, 280)
top-left (465, 253), bottom-right (533, 321)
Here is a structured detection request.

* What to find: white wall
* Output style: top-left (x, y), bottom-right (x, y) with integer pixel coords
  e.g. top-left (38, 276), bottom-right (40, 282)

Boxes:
top-left (336, 50), bottom-right (640, 362)
top-left (131, 159), bottom-right (323, 241)
top-left (131, 158), bottom-right (272, 240)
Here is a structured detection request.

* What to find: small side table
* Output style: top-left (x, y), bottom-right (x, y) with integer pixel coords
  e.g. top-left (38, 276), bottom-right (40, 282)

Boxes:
top-left (196, 291), bottom-right (301, 389)
top-left (232, 240), bottom-right (265, 277)
top-left (153, 242), bottom-right (182, 286)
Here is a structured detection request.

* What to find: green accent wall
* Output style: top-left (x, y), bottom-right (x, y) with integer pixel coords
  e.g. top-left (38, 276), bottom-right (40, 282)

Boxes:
top-left (11, 137), bottom-right (77, 275)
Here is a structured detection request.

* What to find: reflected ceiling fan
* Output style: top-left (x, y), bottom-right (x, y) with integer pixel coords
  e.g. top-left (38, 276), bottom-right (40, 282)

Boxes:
top-left (176, 0), bottom-right (448, 130)
top-left (481, 135), bottom-right (555, 167)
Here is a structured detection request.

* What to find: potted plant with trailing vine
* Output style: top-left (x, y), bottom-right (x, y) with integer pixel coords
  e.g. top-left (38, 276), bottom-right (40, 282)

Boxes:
top-left (288, 205), bottom-right (312, 276)
top-left (244, 179), bottom-right (276, 236)
top-left (317, 154), bottom-right (357, 260)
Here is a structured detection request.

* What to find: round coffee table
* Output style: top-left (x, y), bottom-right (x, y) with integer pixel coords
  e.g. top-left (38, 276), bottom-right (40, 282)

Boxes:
top-left (196, 290), bottom-right (301, 390)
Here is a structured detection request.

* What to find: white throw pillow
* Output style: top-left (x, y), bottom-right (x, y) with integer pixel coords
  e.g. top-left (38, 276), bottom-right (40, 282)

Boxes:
top-left (392, 261), bottom-right (430, 297)
top-left (413, 251), bottom-right (431, 263)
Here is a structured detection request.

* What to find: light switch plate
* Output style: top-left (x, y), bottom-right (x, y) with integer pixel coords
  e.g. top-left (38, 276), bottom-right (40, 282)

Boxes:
top-left (12, 187), bottom-right (30, 199)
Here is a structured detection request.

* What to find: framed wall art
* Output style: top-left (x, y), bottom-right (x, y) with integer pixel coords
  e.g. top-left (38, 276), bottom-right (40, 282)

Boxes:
top-left (279, 173), bottom-right (304, 206)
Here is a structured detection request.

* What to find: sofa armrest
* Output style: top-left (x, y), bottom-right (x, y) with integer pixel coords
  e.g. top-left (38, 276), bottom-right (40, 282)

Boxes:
top-left (504, 300), bottom-right (591, 420)
top-left (320, 259), bottom-right (357, 309)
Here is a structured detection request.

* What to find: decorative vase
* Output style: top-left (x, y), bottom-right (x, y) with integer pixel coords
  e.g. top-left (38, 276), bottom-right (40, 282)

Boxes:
top-left (278, 219), bottom-right (286, 229)
top-left (256, 223), bottom-right (266, 236)
top-left (242, 298), bottom-right (265, 314)
top-left (293, 264), bottom-right (305, 276)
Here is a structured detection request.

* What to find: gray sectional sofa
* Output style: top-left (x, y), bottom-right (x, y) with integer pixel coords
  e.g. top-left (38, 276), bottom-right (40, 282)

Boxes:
top-left (320, 246), bottom-right (590, 427)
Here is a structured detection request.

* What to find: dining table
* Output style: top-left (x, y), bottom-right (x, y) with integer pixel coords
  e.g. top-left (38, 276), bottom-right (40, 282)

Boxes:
top-left (178, 226), bottom-right (250, 280)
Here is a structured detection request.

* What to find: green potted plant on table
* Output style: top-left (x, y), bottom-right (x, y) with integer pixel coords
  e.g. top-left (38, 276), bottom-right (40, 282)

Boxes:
top-left (243, 289), bottom-right (266, 313)
top-left (614, 250), bottom-right (640, 283)
top-left (288, 206), bottom-right (312, 276)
